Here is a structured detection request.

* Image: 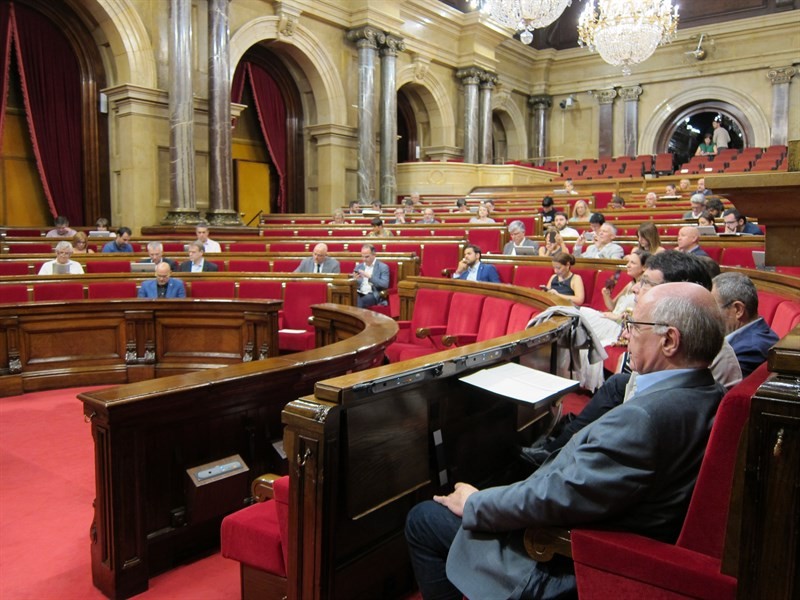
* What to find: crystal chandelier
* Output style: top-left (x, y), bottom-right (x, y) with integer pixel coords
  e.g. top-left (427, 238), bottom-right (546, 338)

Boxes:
top-left (578, 0), bottom-right (679, 76)
top-left (470, 0), bottom-right (572, 45)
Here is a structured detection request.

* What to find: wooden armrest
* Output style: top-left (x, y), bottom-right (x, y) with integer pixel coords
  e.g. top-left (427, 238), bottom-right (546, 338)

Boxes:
top-left (416, 325), bottom-right (446, 339)
top-left (442, 268), bottom-right (454, 277)
top-left (442, 333), bottom-right (477, 347)
top-left (524, 527), bottom-right (572, 562)
top-left (251, 472), bottom-right (282, 503)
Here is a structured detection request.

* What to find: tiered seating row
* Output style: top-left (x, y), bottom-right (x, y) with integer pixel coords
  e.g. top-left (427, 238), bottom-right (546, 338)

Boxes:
top-left (678, 145), bottom-right (788, 174)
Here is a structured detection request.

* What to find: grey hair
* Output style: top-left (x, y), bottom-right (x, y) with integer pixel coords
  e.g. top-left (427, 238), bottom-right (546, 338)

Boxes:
top-left (713, 272), bottom-right (759, 319)
top-left (690, 193), bottom-right (706, 205)
top-left (187, 241), bottom-right (205, 253)
top-left (147, 241), bottom-right (163, 251)
top-left (603, 223), bottom-right (617, 236)
top-left (54, 241), bottom-right (74, 254)
top-left (651, 295), bottom-right (723, 366)
top-left (507, 220), bottom-right (526, 234)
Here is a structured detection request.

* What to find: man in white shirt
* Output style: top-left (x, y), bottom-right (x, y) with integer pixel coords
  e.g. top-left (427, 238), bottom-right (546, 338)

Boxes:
top-left (553, 211), bottom-right (579, 238)
top-left (712, 120), bottom-right (730, 149)
top-left (354, 244), bottom-right (390, 307)
top-left (573, 223), bottom-right (624, 259)
top-left (195, 221), bottom-right (221, 253)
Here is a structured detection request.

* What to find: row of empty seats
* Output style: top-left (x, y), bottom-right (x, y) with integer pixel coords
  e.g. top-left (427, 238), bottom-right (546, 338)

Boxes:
top-left (678, 145), bottom-right (788, 174)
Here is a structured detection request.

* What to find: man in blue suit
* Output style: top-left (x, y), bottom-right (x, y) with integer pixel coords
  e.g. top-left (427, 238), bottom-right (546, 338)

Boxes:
top-left (138, 262), bottom-right (186, 298)
top-left (406, 282), bottom-right (726, 600)
top-left (713, 271), bottom-right (779, 377)
top-left (452, 244), bottom-right (500, 283)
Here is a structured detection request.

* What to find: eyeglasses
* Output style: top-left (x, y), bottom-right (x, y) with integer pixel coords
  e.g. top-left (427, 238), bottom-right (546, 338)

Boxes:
top-left (621, 315), bottom-right (671, 334)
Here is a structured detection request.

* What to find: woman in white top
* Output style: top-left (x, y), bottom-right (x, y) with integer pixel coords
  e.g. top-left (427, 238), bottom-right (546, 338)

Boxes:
top-left (468, 204), bottom-right (495, 224)
top-left (38, 241), bottom-right (85, 275)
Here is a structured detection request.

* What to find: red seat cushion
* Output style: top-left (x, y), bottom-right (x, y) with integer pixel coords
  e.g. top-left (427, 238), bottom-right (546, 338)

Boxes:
top-left (221, 499), bottom-right (286, 577)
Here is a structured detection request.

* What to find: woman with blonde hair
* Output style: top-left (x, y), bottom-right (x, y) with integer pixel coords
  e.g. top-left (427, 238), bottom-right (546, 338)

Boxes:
top-left (72, 231), bottom-right (95, 254)
top-left (569, 199), bottom-right (592, 223)
top-left (637, 221), bottom-right (665, 254)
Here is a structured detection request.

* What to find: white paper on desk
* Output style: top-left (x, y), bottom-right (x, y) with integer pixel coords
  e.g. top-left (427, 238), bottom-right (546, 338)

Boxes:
top-left (459, 362), bottom-right (577, 405)
top-left (279, 328), bottom-right (308, 334)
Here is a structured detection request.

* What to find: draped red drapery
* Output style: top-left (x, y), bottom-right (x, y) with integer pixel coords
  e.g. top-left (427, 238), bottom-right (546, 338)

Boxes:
top-left (0, 1), bottom-right (83, 224)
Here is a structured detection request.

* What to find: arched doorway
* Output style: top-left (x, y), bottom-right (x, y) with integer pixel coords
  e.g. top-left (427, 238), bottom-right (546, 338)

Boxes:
top-left (656, 101), bottom-right (754, 169)
top-left (397, 91), bottom-right (418, 163)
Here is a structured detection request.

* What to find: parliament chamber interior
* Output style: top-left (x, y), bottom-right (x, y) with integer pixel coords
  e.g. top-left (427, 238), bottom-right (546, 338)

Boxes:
top-left (0, 0), bottom-right (798, 599)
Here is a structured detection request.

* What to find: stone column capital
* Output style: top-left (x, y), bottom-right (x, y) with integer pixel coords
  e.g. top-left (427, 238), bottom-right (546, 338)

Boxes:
top-left (480, 71), bottom-right (498, 89)
top-left (619, 85), bottom-right (643, 102)
top-left (380, 34), bottom-right (406, 56)
top-left (767, 66), bottom-right (797, 85)
top-left (346, 26), bottom-right (385, 50)
top-left (456, 67), bottom-right (483, 85)
top-left (593, 89), bottom-right (617, 105)
top-left (528, 95), bottom-right (552, 109)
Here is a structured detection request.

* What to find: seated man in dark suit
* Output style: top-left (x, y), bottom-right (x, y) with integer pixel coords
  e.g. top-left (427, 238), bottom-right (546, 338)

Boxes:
top-left (178, 241), bottom-right (219, 272)
top-left (354, 243), bottom-right (390, 308)
top-left (138, 262), bottom-right (186, 298)
top-left (142, 241), bottom-right (178, 270)
top-left (452, 244), bottom-right (500, 283)
top-left (405, 282), bottom-right (726, 600)
top-left (676, 226), bottom-right (709, 257)
top-left (294, 242), bottom-right (341, 274)
top-left (712, 272), bottom-right (779, 377)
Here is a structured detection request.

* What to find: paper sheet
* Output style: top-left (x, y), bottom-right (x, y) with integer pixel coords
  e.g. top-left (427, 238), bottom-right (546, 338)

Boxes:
top-left (459, 362), bottom-right (578, 405)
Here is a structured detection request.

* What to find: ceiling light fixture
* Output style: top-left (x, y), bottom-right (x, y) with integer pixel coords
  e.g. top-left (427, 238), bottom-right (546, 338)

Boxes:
top-left (470, 0), bottom-right (572, 45)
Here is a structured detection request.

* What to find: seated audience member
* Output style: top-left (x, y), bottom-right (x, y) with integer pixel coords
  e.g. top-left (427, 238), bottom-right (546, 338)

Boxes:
top-left (370, 200), bottom-right (382, 212)
top-left (95, 217), bottom-right (112, 232)
top-left (644, 191), bottom-right (658, 208)
top-left (38, 241), bottom-right (84, 275)
top-left (419, 207), bottom-right (438, 224)
top-left (502, 220), bottom-right (539, 255)
top-left (452, 244), bottom-right (500, 283)
top-left (683, 194), bottom-right (706, 220)
top-left (712, 272), bottom-right (779, 377)
top-left (678, 178), bottom-right (692, 192)
top-left (72, 232), bottom-right (95, 254)
top-left (563, 178), bottom-right (578, 195)
top-left (294, 243), bottom-right (341, 274)
top-left (539, 228), bottom-right (568, 258)
top-left (178, 241), bottom-right (219, 272)
top-left (102, 227), bottom-right (134, 252)
top-left (468, 204), bottom-right (495, 224)
top-left (609, 195), bottom-right (625, 209)
top-left (143, 241), bottom-right (178, 269)
top-left (695, 133), bottom-right (717, 156)
top-left (697, 177), bottom-right (712, 196)
top-left (403, 197), bottom-right (416, 212)
top-left (676, 226), bottom-right (709, 257)
top-left (587, 212), bottom-right (605, 235)
top-left (697, 211), bottom-right (717, 229)
top-left (637, 221), bottom-right (665, 254)
top-left (390, 207), bottom-right (407, 224)
top-left (581, 249), bottom-right (649, 344)
top-left (543, 253), bottom-right (584, 305)
top-left (451, 198), bottom-right (470, 214)
top-left (195, 221), bottom-right (221, 253)
top-left (410, 192), bottom-right (423, 209)
top-left (705, 197), bottom-right (725, 219)
top-left (406, 281), bottom-right (726, 600)
top-left (46, 215), bottom-right (77, 238)
top-left (483, 199), bottom-right (496, 215)
top-left (573, 223), bottom-right (624, 259)
top-left (366, 217), bottom-right (394, 237)
top-left (663, 183), bottom-right (678, 197)
top-left (522, 251), bottom-right (740, 466)
top-left (569, 199), bottom-right (592, 223)
top-left (354, 244), bottom-right (389, 308)
top-left (553, 211), bottom-right (579, 238)
top-left (722, 208), bottom-right (763, 235)
top-left (347, 200), bottom-right (361, 215)
top-left (329, 210), bottom-right (346, 225)
top-left (137, 262), bottom-right (186, 298)
top-left (540, 196), bottom-right (556, 226)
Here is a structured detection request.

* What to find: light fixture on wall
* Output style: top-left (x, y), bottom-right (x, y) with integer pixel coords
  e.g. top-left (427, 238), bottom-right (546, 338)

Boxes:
top-left (577, 0), bottom-right (679, 76)
top-left (470, 0), bottom-right (572, 45)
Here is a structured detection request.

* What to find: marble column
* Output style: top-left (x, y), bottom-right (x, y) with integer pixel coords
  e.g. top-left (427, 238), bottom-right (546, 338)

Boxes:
top-left (457, 68), bottom-right (482, 164)
top-left (163, 0), bottom-right (200, 225)
top-left (478, 72), bottom-right (497, 164)
top-left (594, 89), bottom-right (617, 158)
top-left (767, 66), bottom-right (796, 147)
top-left (619, 85), bottom-right (643, 157)
top-left (528, 95), bottom-right (552, 166)
top-left (379, 34), bottom-right (405, 206)
top-left (347, 26), bottom-right (384, 205)
top-left (207, 0), bottom-right (240, 225)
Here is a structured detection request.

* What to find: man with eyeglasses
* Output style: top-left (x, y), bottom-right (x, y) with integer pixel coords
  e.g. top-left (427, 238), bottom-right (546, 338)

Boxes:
top-left (407, 281), bottom-right (726, 600)
top-left (721, 208), bottom-right (763, 235)
top-left (522, 251), bottom-right (741, 466)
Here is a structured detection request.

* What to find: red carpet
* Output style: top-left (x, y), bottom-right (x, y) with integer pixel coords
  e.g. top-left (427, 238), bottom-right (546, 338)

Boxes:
top-left (0, 387), bottom-right (239, 599)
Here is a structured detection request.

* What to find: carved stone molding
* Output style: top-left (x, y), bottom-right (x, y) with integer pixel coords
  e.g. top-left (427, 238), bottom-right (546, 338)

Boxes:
top-left (480, 71), bottom-right (498, 90)
top-left (275, 1), bottom-right (302, 38)
top-left (346, 26), bottom-right (385, 49)
top-left (456, 67), bottom-right (483, 85)
top-left (594, 89), bottom-right (617, 105)
top-left (380, 34), bottom-right (406, 57)
top-left (619, 85), bottom-right (643, 102)
top-left (528, 95), bottom-right (552, 110)
top-left (411, 54), bottom-right (431, 81)
top-left (767, 66), bottom-right (797, 85)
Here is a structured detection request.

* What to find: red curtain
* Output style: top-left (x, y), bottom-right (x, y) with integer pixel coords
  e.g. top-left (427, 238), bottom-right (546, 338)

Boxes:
top-left (5, 1), bottom-right (83, 224)
top-left (0, 2), bottom-right (11, 140)
top-left (231, 61), bottom-right (287, 212)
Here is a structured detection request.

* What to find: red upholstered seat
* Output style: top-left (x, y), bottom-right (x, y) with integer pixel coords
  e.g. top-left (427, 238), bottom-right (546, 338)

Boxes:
top-left (385, 289), bottom-right (452, 362)
top-left (420, 243), bottom-right (459, 278)
top-left (0, 262), bottom-right (29, 275)
top-left (571, 363), bottom-right (770, 600)
top-left (85, 261), bottom-right (131, 274)
top-left (33, 283), bottom-right (84, 301)
top-left (1, 284), bottom-right (29, 304)
top-left (9, 243), bottom-right (52, 254)
top-left (757, 291), bottom-right (787, 325)
top-left (513, 265), bottom-right (552, 290)
top-left (699, 246), bottom-right (722, 262)
top-left (466, 228), bottom-right (501, 253)
top-left (271, 259), bottom-right (299, 273)
top-left (493, 263), bottom-right (514, 284)
top-left (571, 268), bottom-right (597, 306)
top-left (238, 280), bottom-right (284, 301)
top-left (506, 303), bottom-right (537, 334)
top-left (770, 300), bottom-right (800, 338)
top-left (588, 270), bottom-right (631, 311)
top-left (719, 247), bottom-right (762, 269)
top-left (87, 282), bottom-right (138, 299)
top-left (229, 260), bottom-right (271, 273)
top-left (229, 242), bottom-right (268, 252)
top-left (268, 242), bottom-right (307, 253)
top-left (279, 281), bottom-right (329, 352)
top-left (443, 297), bottom-right (514, 347)
top-left (189, 280), bottom-right (236, 299)
top-left (161, 242), bottom-right (185, 252)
